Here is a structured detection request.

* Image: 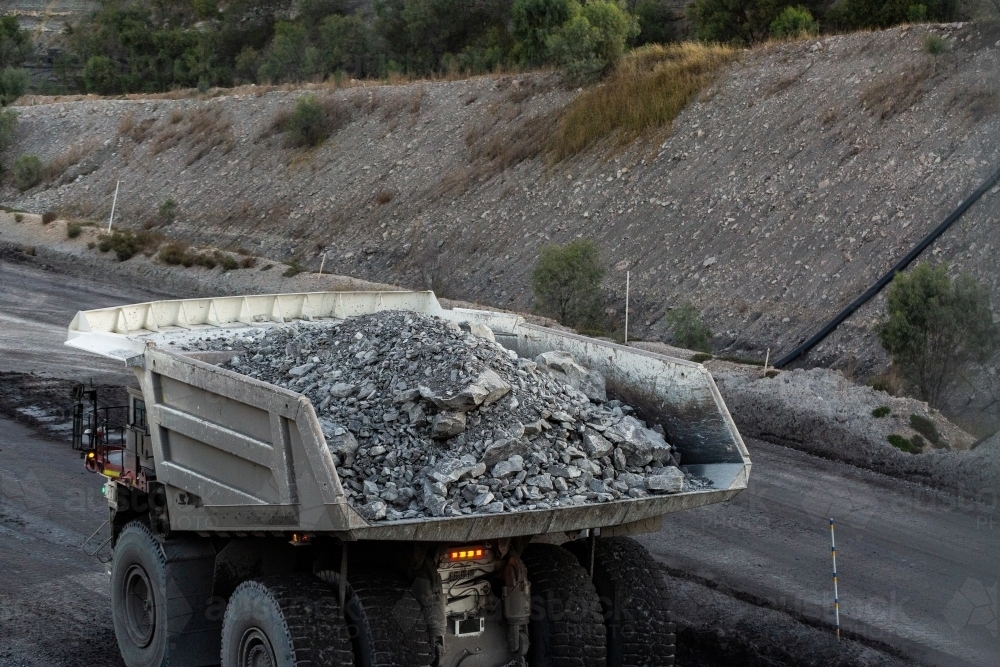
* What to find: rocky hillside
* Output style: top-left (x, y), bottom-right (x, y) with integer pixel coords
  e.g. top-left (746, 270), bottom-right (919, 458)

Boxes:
top-left (3, 22), bottom-right (999, 414)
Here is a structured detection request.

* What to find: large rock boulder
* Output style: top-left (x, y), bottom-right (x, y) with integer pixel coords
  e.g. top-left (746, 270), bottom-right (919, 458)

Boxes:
top-left (605, 416), bottom-right (672, 467)
top-left (535, 351), bottom-right (607, 403)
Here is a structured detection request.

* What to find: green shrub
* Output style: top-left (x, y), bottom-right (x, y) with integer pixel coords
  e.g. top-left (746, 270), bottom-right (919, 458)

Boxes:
top-left (258, 22), bottom-right (311, 84)
top-left (218, 253), bottom-right (239, 271)
top-left (66, 222), bottom-right (83, 238)
top-left (546, 1), bottom-right (638, 84)
top-left (283, 261), bottom-right (306, 277)
top-left (887, 434), bottom-right (921, 453)
top-left (632, 0), bottom-right (676, 46)
top-left (158, 198), bottom-right (177, 225)
top-left (0, 16), bottom-right (34, 70)
top-left (13, 154), bottom-right (42, 190)
top-left (531, 239), bottom-right (606, 329)
top-left (826, 0), bottom-right (955, 31)
top-left (689, 0), bottom-right (782, 45)
top-left (97, 230), bottom-right (139, 261)
top-left (909, 414), bottom-right (945, 448)
top-left (0, 66), bottom-right (28, 105)
top-left (158, 242), bottom-right (188, 265)
top-left (770, 6), bottom-right (819, 38)
top-left (0, 108), bottom-right (16, 149)
top-left (924, 34), bottom-right (947, 55)
top-left (691, 352), bottom-right (713, 363)
top-left (907, 3), bottom-right (928, 21)
top-left (194, 253), bottom-right (217, 269)
top-left (285, 95), bottom-right (329, 148)
top-left (317, 12), bottom-right (380, 78)
top-left (513, 0), bottom-right (575, 66)
top-left (871, 406), bottom-right (891, 418)
top-left (878, 263), bottom-right (998, 408)
top-left (97, 229), bottom-right (161, 261)
top-left (667, 303), bottom-right (712, 353)
top-left (82, 55), bottom-right (118, 95)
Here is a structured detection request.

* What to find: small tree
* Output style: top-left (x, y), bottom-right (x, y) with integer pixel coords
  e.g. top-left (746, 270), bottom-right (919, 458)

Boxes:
top-left (878, 263), bottom-right (998, 408)
top-left (531, 239), bottom-right (606, 329)
top-left (285, 95), bottom-right (329, 147)
top-left (547, 1), bottom-right (638, 83)
top-left (0, 66), bottom-right (28, 105)
top-left (83, 55), bottom-right (118, 95)
top-left (13, 153), bottom-right (42, 190)
top-left (770, 6), bottom-right (819, 38)
top-left (513, 0), bottom-right (574, 66)
top-left (667, 303), bottom-right (712, 352)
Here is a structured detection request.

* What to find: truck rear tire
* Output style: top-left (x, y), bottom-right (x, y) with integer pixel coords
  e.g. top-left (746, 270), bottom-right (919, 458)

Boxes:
top-left (565, 537), bottom-right (676, 667)
top-left (220, 574), bottom-right (354, 667)
top-left (319, 568), bottom-right (434, 667)
top-left (111, 521), bottom-right (170, 667)
top-left (522, 543), bottom-right (607, 667)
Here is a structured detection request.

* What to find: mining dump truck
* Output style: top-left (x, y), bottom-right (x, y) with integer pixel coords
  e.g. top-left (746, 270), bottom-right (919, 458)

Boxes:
top-left (67, 290), bottom-right (751, 667)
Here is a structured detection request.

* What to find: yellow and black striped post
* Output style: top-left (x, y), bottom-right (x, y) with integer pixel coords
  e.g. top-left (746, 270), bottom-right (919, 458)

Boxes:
top-left (830, 517), bottom-right (840, 640)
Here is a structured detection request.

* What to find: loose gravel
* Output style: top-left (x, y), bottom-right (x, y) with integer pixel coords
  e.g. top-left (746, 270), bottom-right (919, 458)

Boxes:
top-left (188, 311), bottom-right (704, 521)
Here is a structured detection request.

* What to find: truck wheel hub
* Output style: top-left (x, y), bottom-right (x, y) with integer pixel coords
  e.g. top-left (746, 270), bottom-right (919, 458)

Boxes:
top-left (123, 565), bottom-right (155, 647)
top-left (239, 628), bottom-right (276, 667)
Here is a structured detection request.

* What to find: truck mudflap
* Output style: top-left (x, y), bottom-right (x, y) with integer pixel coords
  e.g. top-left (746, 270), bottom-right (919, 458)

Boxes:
top-left (67, 291), bottom-right (751, 540)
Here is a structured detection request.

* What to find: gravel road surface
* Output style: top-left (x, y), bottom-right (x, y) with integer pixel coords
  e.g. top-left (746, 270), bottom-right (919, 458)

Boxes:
top-left (646, 438), bottom-right (1000, 667)
top-left (0, 418), bottom-right (124, 667)
top-left (0, 258), bottom-right (164, 382)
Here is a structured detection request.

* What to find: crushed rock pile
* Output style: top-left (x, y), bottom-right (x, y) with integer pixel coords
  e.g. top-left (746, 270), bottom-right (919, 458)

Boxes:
top-left (192, 311), bottom-right (706, 521)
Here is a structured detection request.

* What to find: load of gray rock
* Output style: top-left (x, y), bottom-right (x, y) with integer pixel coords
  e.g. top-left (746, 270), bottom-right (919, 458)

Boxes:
top-left (193, 311), bottom-right (705, 522)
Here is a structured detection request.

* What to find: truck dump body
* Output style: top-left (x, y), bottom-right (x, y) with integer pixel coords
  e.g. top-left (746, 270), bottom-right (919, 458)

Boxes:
top-left (67, 291), bottom-right (750, 541)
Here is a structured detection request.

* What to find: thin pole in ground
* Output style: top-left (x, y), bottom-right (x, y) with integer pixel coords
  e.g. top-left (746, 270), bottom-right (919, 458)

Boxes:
top-left (624, 271), bottom-right (630, 343)
top-left (319, 252), bottom-right (326, 276)
top-left (107, 180), bottom-right (120, 233)
top-left (830, 517), bottom-right (841, 640)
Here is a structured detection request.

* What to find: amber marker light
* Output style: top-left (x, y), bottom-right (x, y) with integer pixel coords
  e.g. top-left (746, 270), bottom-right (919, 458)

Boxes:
top-left (448, 547), bottom-right (486, 560)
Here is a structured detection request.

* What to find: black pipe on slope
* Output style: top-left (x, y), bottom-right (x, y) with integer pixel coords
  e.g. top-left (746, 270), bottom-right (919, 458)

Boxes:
top-left (773, 164), bottom-right (1000, 369)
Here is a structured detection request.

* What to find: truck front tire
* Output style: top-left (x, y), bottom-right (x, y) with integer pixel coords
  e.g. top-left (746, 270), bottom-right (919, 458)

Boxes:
top-left (566, 537), bottom-right (676, 667)
top-left (111, 522), bottom-right (170, 667)
top-left (522, 543), bottom-right (607, 667)
top-left (221, 574), bottom-right (354, 667)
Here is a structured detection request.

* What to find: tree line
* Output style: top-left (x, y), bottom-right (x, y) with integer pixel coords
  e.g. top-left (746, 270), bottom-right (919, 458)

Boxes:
top-left (0, 0), bottom-right (954, 96)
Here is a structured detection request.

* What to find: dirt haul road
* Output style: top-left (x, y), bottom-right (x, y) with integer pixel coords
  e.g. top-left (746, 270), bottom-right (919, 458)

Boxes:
top-left (0, 259), bottom-right (997, 666)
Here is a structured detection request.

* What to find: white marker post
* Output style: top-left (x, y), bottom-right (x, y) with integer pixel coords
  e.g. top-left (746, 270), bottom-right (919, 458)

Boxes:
top-left (830, 518), bottom-right (841, 640)
top-left (624, 271), bottom-right (630, 344)
top-left (107, 180), bottom-right (121, 233)
top-left (319, 252), bottom-right (326, 276)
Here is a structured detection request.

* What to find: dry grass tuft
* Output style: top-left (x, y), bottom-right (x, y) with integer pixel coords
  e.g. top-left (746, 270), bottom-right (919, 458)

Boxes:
top-left (44, 140), bottom-right (99, 183)
top-left (548, 43), bottom-right (738, 161)
top-left (152, 106), bottom-right (235, 163)
top-left (860, 60), bottom-right (934, 120)
top-left (119, 111), bottom-right (156, 143)
top-left (947, 88), bottom-right (1000, 122)
top-left (435, 110), bottom-right (559, 199)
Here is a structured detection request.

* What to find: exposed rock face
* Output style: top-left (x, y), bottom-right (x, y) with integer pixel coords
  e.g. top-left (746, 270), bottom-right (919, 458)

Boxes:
top-left (194, 311), bottom-right (701, 521)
